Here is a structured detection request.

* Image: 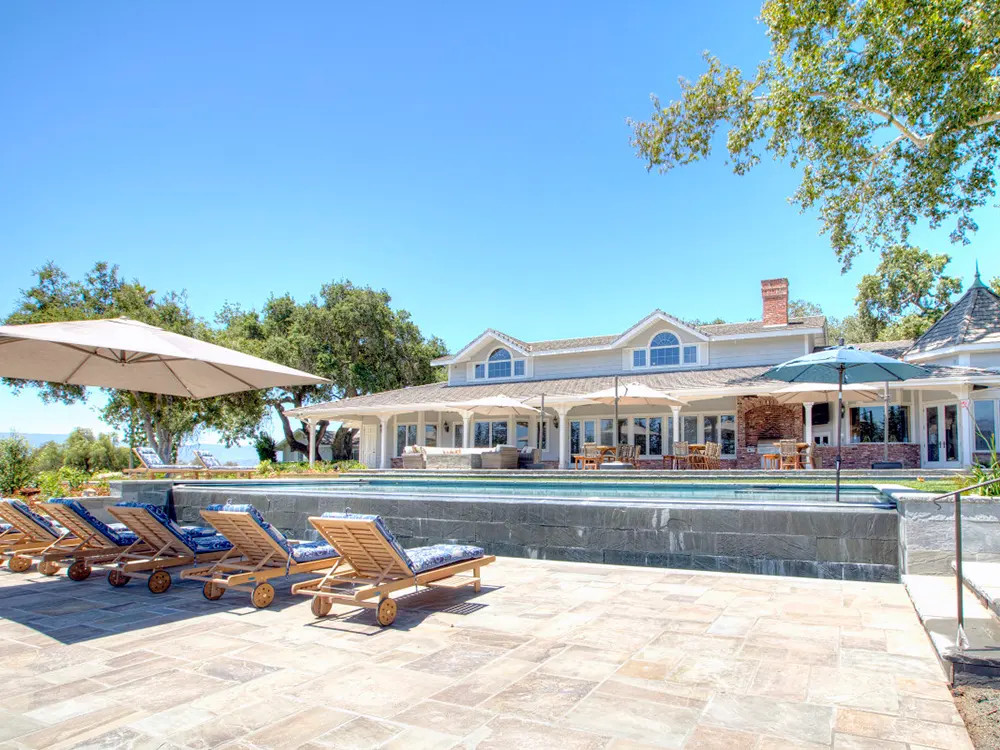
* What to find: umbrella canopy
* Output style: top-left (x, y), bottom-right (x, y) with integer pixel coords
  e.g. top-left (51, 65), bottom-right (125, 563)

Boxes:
top-left (0, 318), bottom-right (330, 398)
top-left (763, 344), bottom-right (929, 500)
top-left (771, 383), bottom-right (882, 405)
top-left (576, 382), bottom-right (687, 407)
top-left (447, 395), bottom-right (537, 417)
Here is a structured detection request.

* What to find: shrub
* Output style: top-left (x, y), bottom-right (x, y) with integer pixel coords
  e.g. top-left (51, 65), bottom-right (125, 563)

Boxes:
top-left (0, 433), bottom-right (35, 495)
top-left (254, 433), bottom-right (278, 462)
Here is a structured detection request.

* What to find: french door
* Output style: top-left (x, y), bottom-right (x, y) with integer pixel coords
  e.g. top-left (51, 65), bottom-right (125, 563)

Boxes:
top-left (924, 403), bottom-right (960, 467)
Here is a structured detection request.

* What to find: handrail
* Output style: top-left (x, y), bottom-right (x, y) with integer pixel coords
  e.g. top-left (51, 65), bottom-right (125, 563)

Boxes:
top-left (936, 475), bottom-right (1000, 652)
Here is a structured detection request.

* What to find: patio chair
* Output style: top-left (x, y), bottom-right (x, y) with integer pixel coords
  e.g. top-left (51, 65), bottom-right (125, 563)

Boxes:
top-left (180, 503), bottom-right (340, 608)
top-left (0, 499), bottom-right (73, 574)
top-left (779, 439), bottom-right (801, 470)
top-left (673, 441), bottom-right (690, 469)
top-left (193, 450), bottom-right (256, 477)
top-left (125, 447), bottom-right (203, 479)
top-left (41, 499), bottom-right (150, 580)
top-left (291, 512), bottom-right (495, 626)
top-left (99, 502), bottom-right (234, 593)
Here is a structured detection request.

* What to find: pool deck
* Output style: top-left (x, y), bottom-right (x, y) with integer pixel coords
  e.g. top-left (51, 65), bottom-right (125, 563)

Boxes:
top-left (0, 557), bottom-right (971, 749)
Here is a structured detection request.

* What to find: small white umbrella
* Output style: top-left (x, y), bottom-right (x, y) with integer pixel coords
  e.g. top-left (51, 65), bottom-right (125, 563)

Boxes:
top-left (0, 317), bottom-right (329, 398)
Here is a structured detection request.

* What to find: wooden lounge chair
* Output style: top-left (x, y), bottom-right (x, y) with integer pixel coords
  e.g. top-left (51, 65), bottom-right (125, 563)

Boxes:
top-left (180, 503), bottom-right (339, 608)
top-left (41, 499), bottom-right (150, 580)
top-left (0, 499), bottom-right (72, 575)
top-left (192, 450), bottom-right (257, 478)
top-left (291, 512), bottom-right (495, 626)
top-left (99, 502), bottom-right (234, 593)
top-left (124, 447), bottom-right (203, 479)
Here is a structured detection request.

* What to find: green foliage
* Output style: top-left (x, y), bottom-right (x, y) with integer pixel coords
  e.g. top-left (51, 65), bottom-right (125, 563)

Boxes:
top-left (0, 434), bottom-right (35, 495)
top-left (254, 433), bottom-right (278, 462)
top-left (629, 1), bottom-right (1000, 269)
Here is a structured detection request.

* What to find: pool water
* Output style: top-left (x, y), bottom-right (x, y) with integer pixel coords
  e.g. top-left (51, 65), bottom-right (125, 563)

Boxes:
top-left (191, 477), bottom-right (893, 508)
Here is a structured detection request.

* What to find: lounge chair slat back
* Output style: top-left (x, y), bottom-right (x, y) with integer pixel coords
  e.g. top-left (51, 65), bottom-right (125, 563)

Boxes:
top-left (310, 516), bottom-right (411, 579)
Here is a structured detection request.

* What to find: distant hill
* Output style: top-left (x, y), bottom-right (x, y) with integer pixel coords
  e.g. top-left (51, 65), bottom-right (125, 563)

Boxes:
top-left (0, 433), bottom-right (259, 467)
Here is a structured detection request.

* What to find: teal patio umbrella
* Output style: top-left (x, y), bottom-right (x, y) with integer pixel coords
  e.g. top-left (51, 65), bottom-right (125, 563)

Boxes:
top-left (763, 342), bottom-right (929, 501)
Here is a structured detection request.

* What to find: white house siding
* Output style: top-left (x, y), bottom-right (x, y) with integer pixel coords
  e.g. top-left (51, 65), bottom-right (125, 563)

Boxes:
top-left (705, 337), bottom-right (806, 368)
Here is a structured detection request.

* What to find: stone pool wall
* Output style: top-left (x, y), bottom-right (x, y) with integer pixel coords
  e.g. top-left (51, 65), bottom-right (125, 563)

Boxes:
top-left (169, 485), bottom-right (900, 582)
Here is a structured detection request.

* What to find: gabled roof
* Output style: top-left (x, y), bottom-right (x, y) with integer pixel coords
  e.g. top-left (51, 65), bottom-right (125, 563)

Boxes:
top-left (434, 311), bottom-right (827, 364)
top-left (908, 273), bottom-right (1000, 356)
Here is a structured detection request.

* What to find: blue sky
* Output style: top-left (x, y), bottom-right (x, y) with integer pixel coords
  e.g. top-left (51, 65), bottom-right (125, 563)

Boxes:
top-left (1, 1), bottom-right (995, 439)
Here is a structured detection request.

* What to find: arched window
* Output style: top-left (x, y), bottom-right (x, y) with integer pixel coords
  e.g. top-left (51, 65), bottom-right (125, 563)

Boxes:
top-left (649, 332), bottom-right (680, 366)
top-left (488, 348), bottom-right (512, 378)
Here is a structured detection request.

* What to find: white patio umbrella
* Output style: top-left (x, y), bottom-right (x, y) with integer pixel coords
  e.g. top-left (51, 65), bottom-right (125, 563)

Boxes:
top-left (0, 318), bottom-right (329, 398)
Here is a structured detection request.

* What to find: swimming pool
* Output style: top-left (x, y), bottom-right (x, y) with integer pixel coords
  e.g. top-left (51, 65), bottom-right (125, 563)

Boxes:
top-left (187, 477), bottom-right (894, 508)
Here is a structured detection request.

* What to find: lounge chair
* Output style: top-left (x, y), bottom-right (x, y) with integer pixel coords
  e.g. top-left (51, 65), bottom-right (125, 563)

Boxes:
top-left (99, 502), bottom-right (234, 593)
top-left (291, 512), bottom-right (495, 626)
top-left (193, 450), bottom-right (257, 477)
top-left (0, 499), bottom-right (72, 574)
top-left (125, 447), bottom-right (203, 479)
top-left (41, 499), bottom-right (150, 580)
top-left (180, 503), bottom-right (339, 608)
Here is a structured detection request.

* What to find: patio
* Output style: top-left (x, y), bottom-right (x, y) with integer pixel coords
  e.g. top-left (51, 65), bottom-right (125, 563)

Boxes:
top-left (0, 556), bottom-right (972, 749)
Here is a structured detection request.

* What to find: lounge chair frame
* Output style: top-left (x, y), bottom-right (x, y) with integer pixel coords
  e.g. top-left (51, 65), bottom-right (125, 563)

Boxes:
top-left (180, 508), bottom-right (339, 608)
top-left (96, 504), bottom-right (232, 593)
top-left (291, 515), bottom-right (495, 626)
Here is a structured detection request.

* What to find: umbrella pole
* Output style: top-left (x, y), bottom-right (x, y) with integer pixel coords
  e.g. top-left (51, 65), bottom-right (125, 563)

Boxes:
top-left (836, 367), bottom-right (843, 503)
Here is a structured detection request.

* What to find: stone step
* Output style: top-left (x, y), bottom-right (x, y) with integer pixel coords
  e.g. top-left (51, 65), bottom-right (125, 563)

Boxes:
top-left (903, 573), bottom-right (1000, 683)
top-left (952, 560), bottom-right (1000, 621)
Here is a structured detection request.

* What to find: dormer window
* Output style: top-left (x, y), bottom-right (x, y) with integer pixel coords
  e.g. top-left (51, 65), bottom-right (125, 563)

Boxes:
top-left (632, 332), bottom-right (699, 369)
top-left (472, 347), bottom-right (527, 379)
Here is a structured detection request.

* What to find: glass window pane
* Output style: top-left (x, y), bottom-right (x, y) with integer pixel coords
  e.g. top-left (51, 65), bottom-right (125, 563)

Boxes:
top-left (474, 364), bottom-right (485, 379)
top-left (649, 417), bottom-right (662, 455)
top-left (424, 424), bottom-right (437, 447)
top-left (516, 420), bottom-right (529, 448)
top-left (570, 421), bottom-right (581, 454)
top-left (633, 350), bottom-right (646, 367)
top-left (633, 417), bottom-right (648, 455)
top-left (600, 419), bottom-right (614, 446)
top-left (492, 421), bottom-right (508, 447)
top-left (514, 360), bottom-right (525, 376)
top-left (683, 346), bottom-right (697, 364)
top-left (975, 401), bottom-right (996, 451)
top-left (683, 416), bottom-right (698, 443)
top-left (474, 421), bottom-right (490, 448)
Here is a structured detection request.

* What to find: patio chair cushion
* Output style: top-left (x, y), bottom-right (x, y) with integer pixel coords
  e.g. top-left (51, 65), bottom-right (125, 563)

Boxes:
top-left (206, 503), bottom-right (333, 561)
top-left (115, 501), bottom-right (233, 554)
top-left (3, 499), bottom-right (62, 538)
top-left (405, 543), bottom-right (485, 574)
top-left (320, 512), bottom-right (413, 571)
top-left (48, 499), bottom-right (139, 546)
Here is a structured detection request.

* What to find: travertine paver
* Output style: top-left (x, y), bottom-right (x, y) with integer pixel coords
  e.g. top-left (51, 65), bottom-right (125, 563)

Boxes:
top-left (0, 557), bottom-right (972, 749)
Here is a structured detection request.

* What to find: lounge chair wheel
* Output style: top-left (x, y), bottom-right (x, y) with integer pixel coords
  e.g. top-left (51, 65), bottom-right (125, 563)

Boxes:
top-left (147, 570), bottom-right (171, 594)
top-left (376, 597), bottom-right (397, 627)
top-left (8, 555), bottom-right (32, 573)
top-left (311, 596), bottom-right (332, 618)
top-left (38, 560), bottom-right (61, 576)
top-left (251, 582), bottom-right (275, 609)
top-left (202, 582), bottom-right (225, 601)
top-left (67, 561), bottom-right (92, 581)
top-left (107, 570), bottom-right (131, 587)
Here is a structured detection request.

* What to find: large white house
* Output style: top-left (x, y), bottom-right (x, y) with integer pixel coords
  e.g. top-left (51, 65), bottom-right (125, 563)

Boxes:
top-left (289, 275), bottom-right (1000, 470)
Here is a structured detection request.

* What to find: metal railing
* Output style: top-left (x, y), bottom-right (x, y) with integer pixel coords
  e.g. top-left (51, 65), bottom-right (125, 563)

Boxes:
top-left (929, 476), bottom-right (1000, 649)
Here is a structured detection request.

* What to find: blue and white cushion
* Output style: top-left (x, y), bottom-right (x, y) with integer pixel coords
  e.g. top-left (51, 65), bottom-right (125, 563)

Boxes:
top-left (115, 501), bottom-right (233, 554)
top-left (208, 503), bottom-right (335, 562)
top-left (319, 512), bottom-right (483, 575)
top-left (5, 499), bottom-right (62, 538)
top-left (47, 499), bottom-right (139, 546)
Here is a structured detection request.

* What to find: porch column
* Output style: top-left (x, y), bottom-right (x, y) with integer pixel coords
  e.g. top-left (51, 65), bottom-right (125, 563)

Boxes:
top-left (957, 387), bottom-right (974, 467)
top-left (379, 415), bottom-right (392, 469)
top-left (803, 402), bottom-right (814, 470)
top-left (671, 405), bottom-right (682, 444)
top-left (463, 414), bottom-right (472, 448)
top-left (557, 407), bottom-right (571, 469)
top-left (308, 420), bottom-right (316, 468)
top-left (417, 411), bottom-right (426, 447)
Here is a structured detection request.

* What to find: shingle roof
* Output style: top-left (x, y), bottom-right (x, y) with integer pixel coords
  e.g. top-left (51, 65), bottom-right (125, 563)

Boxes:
top-left (295, 360), bottom-right (999, 414)
top-left (909, 277), bottom-right (1000, 354)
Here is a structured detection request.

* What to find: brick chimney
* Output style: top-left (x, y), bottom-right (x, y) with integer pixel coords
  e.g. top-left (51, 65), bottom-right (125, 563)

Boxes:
top-left (761, 278), bottom-right (789, 326)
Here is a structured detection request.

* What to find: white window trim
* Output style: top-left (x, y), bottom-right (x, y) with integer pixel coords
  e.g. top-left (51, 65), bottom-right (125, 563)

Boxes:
top-left (629, 332), bottom-right (701, 371)
top-left (471, 347), bottom-right (529, 381)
